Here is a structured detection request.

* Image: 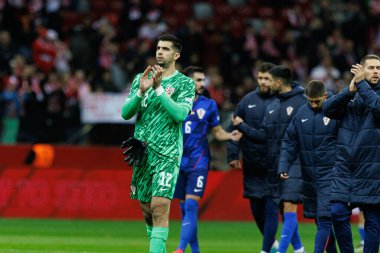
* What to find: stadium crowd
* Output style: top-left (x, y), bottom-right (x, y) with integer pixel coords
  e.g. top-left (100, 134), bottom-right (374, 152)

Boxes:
top-left (0, 0), bottom-right (380, 145)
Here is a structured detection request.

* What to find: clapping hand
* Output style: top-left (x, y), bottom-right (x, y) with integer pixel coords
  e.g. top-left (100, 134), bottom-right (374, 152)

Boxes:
top-left (230, 130), bottom-right (242, 141)
top-left (231, 114), bottom-right (244, 126)
top-left (279, 172), bottom-right (289, 180)
top-left (350, 64), bottom-right (365, 85)
top-left (139, 66), bottom-right (153, 93)
top-left (151, 65), bottom-right (163, 89)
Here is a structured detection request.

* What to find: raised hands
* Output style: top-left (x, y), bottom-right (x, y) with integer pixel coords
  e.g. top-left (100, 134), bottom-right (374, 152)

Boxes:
top-left (139, 65), bottom-right (164, 93)
top-left (151, 65), bottom-right (163, 89)
top-left (349, 77), bottom-right (357, 94)
top-left (350, 64), bottom-right (365, 85)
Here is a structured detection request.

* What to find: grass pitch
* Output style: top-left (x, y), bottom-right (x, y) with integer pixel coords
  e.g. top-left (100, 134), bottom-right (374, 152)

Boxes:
top-left (0, 219), bottom-right (361, 252)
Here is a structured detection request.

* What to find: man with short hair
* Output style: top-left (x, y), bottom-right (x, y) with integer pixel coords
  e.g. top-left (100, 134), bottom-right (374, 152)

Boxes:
top-left (172, 66), bottom-right (241, 253)
top-left (323, 54), bottom-right (380, 253)
top-left (279, 80), bottom-right (338, 253)
top-left (227, 62), bottom-right (279, 253)
top-left (232, 65), bottom-right (307, 253)
top-left (121, 34), bottom-right (195, 253)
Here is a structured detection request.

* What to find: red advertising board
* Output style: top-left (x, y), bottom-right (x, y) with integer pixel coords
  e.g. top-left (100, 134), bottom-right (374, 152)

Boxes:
top-left (0, 145), bottom-right (314, 222)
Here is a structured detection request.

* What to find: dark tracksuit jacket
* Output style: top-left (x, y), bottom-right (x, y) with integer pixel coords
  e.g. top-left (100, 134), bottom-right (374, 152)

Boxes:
top-left (278, 101), bottom-right (339, 218)
top-left (323, 81), bottom-right (380, 206)
top-left (227, 88), bottom-right (276, 198)
top-left (236, 83), bottom-right (307, 203)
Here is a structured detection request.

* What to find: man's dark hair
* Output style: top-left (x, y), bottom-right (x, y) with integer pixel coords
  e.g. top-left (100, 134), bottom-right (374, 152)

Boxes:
top-left (360, 54), bottom-right (380, 65)
top-left (306, 80), bottom-right (326, 98)
top-left (158, 34), bottom-right (182, 52)
top-left (257, 62), bottom-right (275, 73)
top-left (269, 65), bottom-right (293, 85)
top-left (182, 66), bottom-right (204, 77)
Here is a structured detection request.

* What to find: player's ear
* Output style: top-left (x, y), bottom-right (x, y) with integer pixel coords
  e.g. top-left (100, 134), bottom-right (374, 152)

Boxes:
top-left (174, 52), bottom-right (180, 61)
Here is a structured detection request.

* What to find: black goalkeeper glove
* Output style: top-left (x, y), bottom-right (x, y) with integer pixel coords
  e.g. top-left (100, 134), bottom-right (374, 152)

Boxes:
top-left (121, 137), bottom-right (148, 167)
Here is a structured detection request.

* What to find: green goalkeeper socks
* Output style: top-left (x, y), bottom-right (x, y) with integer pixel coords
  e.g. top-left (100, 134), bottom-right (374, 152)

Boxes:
top-left (146, 225), bottom-right (153, 240)
top-left (150, 226), bottom-right (168, 253)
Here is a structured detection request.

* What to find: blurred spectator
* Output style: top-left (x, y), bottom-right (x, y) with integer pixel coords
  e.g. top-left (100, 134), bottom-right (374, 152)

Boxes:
top-left (43, 71), bottom-right (66, 142)
top-left (32, 28), bottom-right (57, 74)
top-left (54, 38), bottom-right (72, 73)
top-left (119, 0), bottom-right (149, 40)
top-left (310, 55), bottom-right (340, 93)
top-left (68, 17), bottom-right (102, 73)
top-left (206, 66), bottom-right (227, 109)
top-left (0, 30), bottom-right (18, 75)
top-left (18, 65), bottom-right (46, 143)
top-left (138, 9), bottom-right (167, 41)
top-left (63, 69), bottom-right (89, 137)
top-left (0, 76), bottom-right (22, 144)
top-left (93, 69), bottom-right (119, 92)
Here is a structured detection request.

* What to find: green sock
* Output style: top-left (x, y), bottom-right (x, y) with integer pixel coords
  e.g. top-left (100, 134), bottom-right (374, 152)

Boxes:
top-left (146, 225), bottom-right (153, 240)
top-left (150, 226), bottom-right (168, 253)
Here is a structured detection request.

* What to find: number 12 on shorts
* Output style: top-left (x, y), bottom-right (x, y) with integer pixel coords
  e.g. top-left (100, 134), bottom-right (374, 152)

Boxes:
top-left (159, 172), bottom-right (173, 187)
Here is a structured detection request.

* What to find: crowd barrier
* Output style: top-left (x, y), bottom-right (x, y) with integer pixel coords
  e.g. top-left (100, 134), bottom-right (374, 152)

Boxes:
top-left (0, 145), bottom-right (313, 221)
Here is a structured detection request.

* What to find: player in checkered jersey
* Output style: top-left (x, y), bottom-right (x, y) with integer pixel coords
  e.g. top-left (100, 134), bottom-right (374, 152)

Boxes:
top-left (172, 66), bottom-right (241, 253)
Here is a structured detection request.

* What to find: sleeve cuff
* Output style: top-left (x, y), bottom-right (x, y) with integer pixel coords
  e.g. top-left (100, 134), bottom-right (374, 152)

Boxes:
top-left (136, 89), bottom-right (144, 98)
top-left (155, 86), bottom-right (164, 96)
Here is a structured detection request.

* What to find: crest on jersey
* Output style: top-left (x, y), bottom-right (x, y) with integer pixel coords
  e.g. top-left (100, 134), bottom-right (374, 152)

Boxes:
top-left (323, 116), bottom-right (330, 126)
top-left (197, 108), bottom-right (206, 119)
top-left (165, 86), bottom-right (175, 96)
top-left (286, 106), bottom-right (294, 116)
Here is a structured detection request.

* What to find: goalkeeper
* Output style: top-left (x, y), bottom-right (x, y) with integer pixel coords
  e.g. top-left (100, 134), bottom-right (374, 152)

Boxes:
top-left (121, 34), bottom-right (195, 253)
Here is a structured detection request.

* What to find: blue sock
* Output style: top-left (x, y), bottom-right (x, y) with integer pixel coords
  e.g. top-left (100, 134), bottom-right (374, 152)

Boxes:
top-left (278, 212), bottom-right (297, 253)
top-left (290, 222), bottom-right (303, 251)
top-left (315, 217), bottom-right (332, 253)
top-left (190, 226), bottom-right (200, 253)
top-left (359, 226), bottom-right (365, 243)
top-left (179, 202), bottom-right (186, 221)
top-left (178, 199), bottom-right (199, 251)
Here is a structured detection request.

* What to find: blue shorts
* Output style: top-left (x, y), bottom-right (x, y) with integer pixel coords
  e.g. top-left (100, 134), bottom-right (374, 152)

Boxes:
top-left (173, 169), bottom-right (209, 200)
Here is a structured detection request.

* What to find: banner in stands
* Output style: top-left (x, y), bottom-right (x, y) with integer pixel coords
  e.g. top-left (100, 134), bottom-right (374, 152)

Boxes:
top-left (80, 92), bottom-right (135, 124)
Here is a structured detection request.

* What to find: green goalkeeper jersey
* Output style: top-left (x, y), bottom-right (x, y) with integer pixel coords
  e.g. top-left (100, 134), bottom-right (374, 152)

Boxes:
top-left (127, 70), bottom-right (194, 164)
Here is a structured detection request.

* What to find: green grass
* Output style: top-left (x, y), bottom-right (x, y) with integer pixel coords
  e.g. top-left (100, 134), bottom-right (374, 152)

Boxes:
top-left (0, 219), bottom-right (361, 252)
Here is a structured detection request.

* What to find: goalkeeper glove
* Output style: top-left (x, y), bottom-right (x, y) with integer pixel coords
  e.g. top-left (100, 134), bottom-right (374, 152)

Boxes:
top-left (121, 137), bottom-right (148, 167)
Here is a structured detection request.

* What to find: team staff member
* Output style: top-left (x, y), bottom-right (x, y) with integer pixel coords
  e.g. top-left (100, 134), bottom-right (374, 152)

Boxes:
top-left (323, 54), bottom-right (380, 253)
top-left (227, 62), bottom-right (279, 253)
top-left (279, 80), bottom-right (338, 253)
top-left (232, 66), bottom-right (307, 253)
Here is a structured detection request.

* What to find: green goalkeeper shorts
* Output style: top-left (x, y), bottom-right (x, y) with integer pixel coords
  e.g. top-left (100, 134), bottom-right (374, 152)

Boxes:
top-left (130, 148), bottom-right (179, 202)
